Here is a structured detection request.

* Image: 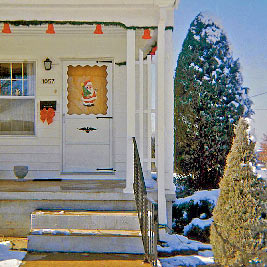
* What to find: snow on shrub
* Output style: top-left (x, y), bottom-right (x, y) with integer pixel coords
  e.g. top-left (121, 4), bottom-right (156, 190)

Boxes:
top-left (173, 189), bottom-right (220, 242)
top-left (183, 218), bottom-right (213, 243)
top-left (184, 218), bottom-right (213, 236)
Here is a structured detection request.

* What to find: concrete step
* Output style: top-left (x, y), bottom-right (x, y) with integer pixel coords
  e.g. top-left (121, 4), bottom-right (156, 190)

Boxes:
top-left (27, 229), bottom-right (144, 254)
top-left (31, 210), bottom-right (140, 231)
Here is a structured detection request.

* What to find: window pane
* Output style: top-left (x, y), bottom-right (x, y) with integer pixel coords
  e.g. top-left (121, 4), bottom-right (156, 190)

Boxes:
top-left (0, 63), bottom-right (10, 79)
top-left (23, 80), bottom-right (28, 96)
top-left (12, 63), bottom-right (22, 79)
top-left (24, 63), bottom-right (35, 96)
top-left (0, 99), bottom-right (34, 135)
top-left (12, 80), bottom-right (23, 96)
top-left (0, 80), bottom-right (11, 95)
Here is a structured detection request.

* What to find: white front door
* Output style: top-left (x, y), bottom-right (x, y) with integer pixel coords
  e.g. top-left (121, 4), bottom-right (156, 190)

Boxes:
top-left (62, 61), bottom-right (113, 173)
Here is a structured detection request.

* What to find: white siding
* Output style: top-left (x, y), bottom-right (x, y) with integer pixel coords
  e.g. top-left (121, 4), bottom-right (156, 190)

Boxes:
top-left (0, 34), bottom-right (128, 179)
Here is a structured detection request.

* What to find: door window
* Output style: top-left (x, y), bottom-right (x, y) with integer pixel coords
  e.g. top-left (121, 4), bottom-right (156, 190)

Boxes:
top-left (67, 65), bottom-right (108, 115)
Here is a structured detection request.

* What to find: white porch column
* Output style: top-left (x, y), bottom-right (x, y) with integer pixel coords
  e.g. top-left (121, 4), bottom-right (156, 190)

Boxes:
top-left (138, 49), bottom-right (144, 164)
top-left (124, 29), bottom-right (136, 193)
top-left (146, 55), bottom-right (152, 177)
top-left (164, 29), bottom-right (175, 193)
top-left (157, 8), bottom-right (167, 225)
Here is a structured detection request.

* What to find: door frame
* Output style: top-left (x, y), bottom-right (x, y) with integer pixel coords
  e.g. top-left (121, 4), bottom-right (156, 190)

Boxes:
top-left (61, 59), bottom-right (113, 173)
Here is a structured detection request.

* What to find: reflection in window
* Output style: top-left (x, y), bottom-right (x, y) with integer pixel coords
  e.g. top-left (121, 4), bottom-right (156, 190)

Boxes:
top-left (0, 62), bottom-right (35, 96)
top-left (0, 62), bottom-right (35, 135)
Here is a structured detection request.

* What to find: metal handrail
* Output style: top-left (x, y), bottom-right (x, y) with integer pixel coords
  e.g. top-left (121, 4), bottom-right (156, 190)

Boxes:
top-left (133, 137), bottom-right (158, 266)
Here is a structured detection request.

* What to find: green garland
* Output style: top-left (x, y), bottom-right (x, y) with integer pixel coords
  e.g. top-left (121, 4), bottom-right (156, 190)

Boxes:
top-left (115, 41), bottom-right (157, 66)
top-left (0, 20), bottom-right (173, 31)
top-left (115, 62), bottom-right (127, 66)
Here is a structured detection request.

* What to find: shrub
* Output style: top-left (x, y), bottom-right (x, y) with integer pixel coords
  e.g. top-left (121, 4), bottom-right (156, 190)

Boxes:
top-left (174, 173), bottom-right (195, 198)
top-left (184, 224), bottom-right (211, 243)
top-left (210, 118), bottom-right (267, 266)
top-left (173, 199), bottom-right (214, 234)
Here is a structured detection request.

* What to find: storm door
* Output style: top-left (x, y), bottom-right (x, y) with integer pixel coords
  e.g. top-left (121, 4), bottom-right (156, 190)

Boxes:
top-left (62, 61), bottom-right (112, 173)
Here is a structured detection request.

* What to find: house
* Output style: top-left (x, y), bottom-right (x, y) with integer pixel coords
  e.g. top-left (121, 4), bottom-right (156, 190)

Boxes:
top-left (0, 0), bottom-right (178, 261)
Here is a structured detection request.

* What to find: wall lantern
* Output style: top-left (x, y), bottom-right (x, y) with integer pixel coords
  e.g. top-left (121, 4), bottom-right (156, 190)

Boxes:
top-left (44, 58), bottom-right (52, 71)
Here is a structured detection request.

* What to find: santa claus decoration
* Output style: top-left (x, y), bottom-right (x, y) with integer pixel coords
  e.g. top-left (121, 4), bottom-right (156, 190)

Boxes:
top-left (81, 80), bottom-right (97, 106)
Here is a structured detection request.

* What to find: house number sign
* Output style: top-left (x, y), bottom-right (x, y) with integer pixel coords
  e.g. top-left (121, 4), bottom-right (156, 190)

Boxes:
top-left (42, 79), bottom-right (55, 84)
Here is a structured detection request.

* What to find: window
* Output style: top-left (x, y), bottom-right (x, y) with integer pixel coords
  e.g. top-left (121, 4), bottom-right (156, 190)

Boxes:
top-left (0, 62), bottom-right (35, 135)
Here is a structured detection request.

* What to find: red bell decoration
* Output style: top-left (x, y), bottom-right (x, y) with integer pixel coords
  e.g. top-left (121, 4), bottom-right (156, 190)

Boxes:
top-left (142, 29), bottom-right (151, 39)
top-left (150, 46), bottom-right (157, 55)
top-left (2, 23), bottom-right (11, 34)
top-left (94, 24), bottom-right (103, 34)
top-left (46, 24), bottom-right (55, 34)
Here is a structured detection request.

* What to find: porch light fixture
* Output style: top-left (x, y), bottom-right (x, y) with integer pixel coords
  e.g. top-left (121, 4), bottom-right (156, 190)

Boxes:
top-left (46, 24), bottom-right (55, 34)
top-left (44, 58), bottom-right (52, 71)
top-left (2, 23), bottom-right (11, 34)
top-left (142, 29), bottom-right (151, 39)
top-left (94, 24), bottom-right (103, 34)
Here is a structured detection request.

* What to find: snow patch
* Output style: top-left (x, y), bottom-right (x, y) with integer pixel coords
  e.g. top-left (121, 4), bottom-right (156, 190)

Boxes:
top-left (184, 218), bottom-right (213, 235)
top-left (158, 233), bottom-right (212, 254)
top-left (0, 241), bottom-right (26, 267)
top-left (32, 229), bottom-right (71, 235)
top-left (160, 255), bottom-right (214, 267)
top-left (198, 250), bottom-right (214, 257)
top-left (175, 189), bottom-right (220, 206)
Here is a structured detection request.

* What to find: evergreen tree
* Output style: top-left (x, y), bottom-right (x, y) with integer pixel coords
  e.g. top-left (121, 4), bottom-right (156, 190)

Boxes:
top-left (174, 12), bottom-right (253, 189)
top-left (210, 118), bottom-right (267, 266)
top-left (259, 134), bottom-right (267, 166)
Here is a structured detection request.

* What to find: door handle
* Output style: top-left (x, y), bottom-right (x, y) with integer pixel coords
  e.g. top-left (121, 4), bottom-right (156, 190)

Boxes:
top-left (96, 116), bottom-right (113, 119)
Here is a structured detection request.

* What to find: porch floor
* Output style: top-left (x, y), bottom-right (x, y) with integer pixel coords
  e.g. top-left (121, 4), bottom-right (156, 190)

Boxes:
top-left (0, 179), bottom-right (125, 193)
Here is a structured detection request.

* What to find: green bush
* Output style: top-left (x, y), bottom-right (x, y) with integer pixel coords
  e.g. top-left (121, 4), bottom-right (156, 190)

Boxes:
top-left (173, 199), bottom-right (214, 234)
top-left (174, 174), bottom-right (195, 198)
top-left (210, 118), bottom-right (267, 266)
top-left (185, 225), bottom-right (210, 243)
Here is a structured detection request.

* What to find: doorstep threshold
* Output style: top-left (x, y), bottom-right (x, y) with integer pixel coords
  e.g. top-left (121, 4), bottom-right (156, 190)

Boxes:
top-left (60, 172), bottom-right (115, 175)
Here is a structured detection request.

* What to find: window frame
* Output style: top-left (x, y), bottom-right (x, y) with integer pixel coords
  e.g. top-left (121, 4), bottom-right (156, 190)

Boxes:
top-left (0, 60), bottom-right (37, 137)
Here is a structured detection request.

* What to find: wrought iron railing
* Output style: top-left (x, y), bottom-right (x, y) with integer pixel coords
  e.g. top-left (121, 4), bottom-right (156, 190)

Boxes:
top-left (133, 137), bottom-right (158, 266)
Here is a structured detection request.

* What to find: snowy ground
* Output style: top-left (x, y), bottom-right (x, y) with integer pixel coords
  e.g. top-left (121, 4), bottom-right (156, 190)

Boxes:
top-left (158, 189), bottom-right (221, 266)
top-left (159, 254), bottom-right (214, 267)
top-left (0, 241), bottom-right (26, 267)
top-left (158, 232), bottom-right (214, 267)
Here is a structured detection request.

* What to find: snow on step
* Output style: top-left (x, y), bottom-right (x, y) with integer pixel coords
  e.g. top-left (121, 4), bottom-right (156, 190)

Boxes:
top-left (27, 229), bottom-right (144, 254)
top-left (31, 210), bottom-right (140, 231)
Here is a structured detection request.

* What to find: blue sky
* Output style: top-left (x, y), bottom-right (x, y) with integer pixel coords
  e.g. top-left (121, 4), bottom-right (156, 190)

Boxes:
top-left (173, 0), bottom-right (267, 147)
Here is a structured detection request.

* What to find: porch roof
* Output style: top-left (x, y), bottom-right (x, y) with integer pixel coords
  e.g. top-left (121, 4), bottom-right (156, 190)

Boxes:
top-left (0, 0), bottom-right (176, 27)
top-left (0, 0), bottom-right (178, 8)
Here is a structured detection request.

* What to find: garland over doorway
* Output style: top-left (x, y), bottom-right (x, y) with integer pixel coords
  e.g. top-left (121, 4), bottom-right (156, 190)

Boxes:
top-left (0, 20), bottom-right (173, 31)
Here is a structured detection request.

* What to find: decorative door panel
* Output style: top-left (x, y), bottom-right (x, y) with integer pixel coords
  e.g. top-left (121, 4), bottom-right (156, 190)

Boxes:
top-left (65, 118), bottom-right (110, 145)
top-left (62, 61), bottom-right (112, 173)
